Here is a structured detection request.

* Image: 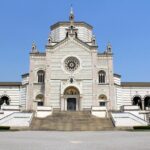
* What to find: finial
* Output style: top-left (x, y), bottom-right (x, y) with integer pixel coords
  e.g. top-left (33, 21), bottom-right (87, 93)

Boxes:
top-left (48, 33), bottom-right (52, 44)
top-left (69, 5), bottom-right (74, 22)
top-left (31, 41), bottom-right (38, 53)
top-left (70, 4), bottom-right (73, 14)
top-left (106, 42), bottom-right (112, 53)
top-left (91, 35), bottom-right (96, 46)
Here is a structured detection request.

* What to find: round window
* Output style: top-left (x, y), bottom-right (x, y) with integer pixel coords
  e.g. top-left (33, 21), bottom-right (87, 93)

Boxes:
top-left (64, 56), bottom-right (80, 72)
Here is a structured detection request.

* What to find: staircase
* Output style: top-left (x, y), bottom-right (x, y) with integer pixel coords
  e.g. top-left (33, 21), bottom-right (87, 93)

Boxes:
top-left (30, 111), bottom-right (114, 131)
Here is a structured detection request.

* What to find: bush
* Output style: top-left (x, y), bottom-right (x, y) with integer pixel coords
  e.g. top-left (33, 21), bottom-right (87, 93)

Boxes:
top-left (0, 126), bottom-right (10, 130)
top-left (133, 126), bottom-right (150, 130)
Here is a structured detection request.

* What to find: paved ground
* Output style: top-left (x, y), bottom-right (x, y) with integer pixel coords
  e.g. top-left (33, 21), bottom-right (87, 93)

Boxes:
top-left (0, 131), bottom-right (150, 150)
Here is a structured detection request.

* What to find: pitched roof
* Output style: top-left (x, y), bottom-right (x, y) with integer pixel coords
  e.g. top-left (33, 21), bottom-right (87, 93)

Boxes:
top-left (22, 73), bottom-right (29, 78)
top-left (0, 82), bottom-right (21, 86)
top-left (46, 36), bottom-right (97, 50)
top-left (114, 73), bottom-right (121, 78)
top-left (121, 82), bottom-right (150, 87)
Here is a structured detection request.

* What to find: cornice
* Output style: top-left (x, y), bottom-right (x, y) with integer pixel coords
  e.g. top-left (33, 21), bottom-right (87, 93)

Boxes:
top-left (51, 21), bottom-right (93, 30)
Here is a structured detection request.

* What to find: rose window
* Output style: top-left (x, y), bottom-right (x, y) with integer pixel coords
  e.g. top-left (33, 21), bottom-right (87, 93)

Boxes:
top-left (64, 56), bottom-right (80, 72)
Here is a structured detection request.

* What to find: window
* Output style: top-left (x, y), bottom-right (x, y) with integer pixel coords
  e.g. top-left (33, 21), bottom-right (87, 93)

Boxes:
top-left (99, 102), bottom-right (106, 106)
top-left (64, 56), bottom-right (80, 72)
top-left (36, 94), bottom-right (44, 106)
top-left (99, 94), bottom-right (107, 100)
top-left (98, 70), bottom-right (106, 84)
top-left (37, 70), bottom-right (45, 83)
top-left (37, 101), bottom-right (44, 106)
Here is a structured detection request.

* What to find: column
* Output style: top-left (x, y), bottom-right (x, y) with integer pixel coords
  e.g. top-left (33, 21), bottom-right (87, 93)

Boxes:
top-left (142, 99), bottom-right (144, 110)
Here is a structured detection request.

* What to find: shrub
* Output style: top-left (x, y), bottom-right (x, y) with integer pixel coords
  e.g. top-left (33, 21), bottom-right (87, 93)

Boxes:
top-left (133, 126), bottom-right (150, 130)
top-left (0, 126), bottom-right (10, 130)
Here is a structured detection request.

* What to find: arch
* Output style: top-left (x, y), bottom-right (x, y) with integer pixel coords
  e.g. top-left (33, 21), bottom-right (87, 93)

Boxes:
top-left (99, 94), bottom-right (107, 100)
top-left (64, 86), bottom-right (80, 95)
top-left (144, 96), bottom-right (150, 110)
top-left (98, 70), bottom-right (106, 84)
top-left (0, 95), bottom-right (10, 108)
top-left (36, 94), bottom-right (44, 106)
top-left (37, 70), bottom-right (45, 83)
top-left (132, 96), bottom-right (142, 109)
top-left (63, 86), bottom-right (80, 111)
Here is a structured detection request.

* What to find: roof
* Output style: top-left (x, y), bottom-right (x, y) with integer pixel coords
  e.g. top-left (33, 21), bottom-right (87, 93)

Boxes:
top-left (51, 21), bottom-right (93, 30)
top-left (97, 53), bottom-right (113, 57)
top-left (46, 36), bottom-right (98, 50)
top-left (0, 82), bottom-right (22, 86)
top-left (121, 82), bottom-right (150, 87)
top-left (114, 73), bottom-right (121, 78)
top-left (30, 52), bottom-right (46, 56)
top-left (22, 73), bottom-right (29, 78)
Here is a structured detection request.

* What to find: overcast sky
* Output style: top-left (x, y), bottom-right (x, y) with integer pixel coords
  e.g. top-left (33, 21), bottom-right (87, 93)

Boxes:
top-left (0, 0), bottom-right (150, 82)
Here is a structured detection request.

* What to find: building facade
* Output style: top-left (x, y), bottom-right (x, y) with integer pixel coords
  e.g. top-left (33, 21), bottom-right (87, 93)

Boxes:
top-left (0, 10), bottom-right (150, 113)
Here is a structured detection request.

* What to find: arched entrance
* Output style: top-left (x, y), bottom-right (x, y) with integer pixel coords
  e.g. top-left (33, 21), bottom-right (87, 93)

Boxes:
top-left (132, 96), bottom-right (142, 109)
top-left (144, 96), bottom-right (150, 110)
top-left (64, 86), bottom-right (80, 111)
top-left (0, 95), bottom-right (10, 109)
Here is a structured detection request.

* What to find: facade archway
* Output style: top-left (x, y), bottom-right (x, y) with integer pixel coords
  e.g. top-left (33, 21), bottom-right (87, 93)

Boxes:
top-left (132, 96), bottom-right (142, 109)
top-left (144, 96), bottom-right (150, 110)
top-left (63, 86), bottom-right (80, 111)
top-left (0, 95), bottom-right (10, 109)
top-left (36, 94), bottom-right (44, 106)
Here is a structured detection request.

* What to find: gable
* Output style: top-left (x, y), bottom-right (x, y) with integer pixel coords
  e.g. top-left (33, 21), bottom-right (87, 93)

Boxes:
top-left (46, 37), bottom-right (93, 80)
top-left (47, 37), bottom-right (92, 54)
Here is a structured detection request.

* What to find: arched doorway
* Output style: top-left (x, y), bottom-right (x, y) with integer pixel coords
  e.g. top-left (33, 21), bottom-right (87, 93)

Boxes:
top-left (132, 96), bottom-right (142, 109)
top-left (144, 96), bottom-right (150, 110)
top-left (0, 95), bottom-right (10, 109)
top-left (64, 86), bottom-right (80, 111)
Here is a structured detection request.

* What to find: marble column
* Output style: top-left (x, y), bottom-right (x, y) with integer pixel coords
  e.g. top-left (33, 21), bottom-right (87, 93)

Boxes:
top-left (142, 99), bottom-right (144, 110)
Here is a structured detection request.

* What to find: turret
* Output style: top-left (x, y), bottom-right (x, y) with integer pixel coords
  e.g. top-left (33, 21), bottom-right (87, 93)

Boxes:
top-left (106, 42), bottom-right (112, 53)
top-left (31, 42), bottom-right (38, 53)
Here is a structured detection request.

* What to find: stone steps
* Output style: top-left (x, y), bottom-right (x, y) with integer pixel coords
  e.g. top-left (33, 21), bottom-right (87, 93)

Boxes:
top-left (30, 111), bottom-right (114, 131)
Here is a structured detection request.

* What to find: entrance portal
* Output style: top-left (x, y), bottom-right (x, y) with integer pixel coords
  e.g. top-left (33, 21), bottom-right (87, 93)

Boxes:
top-left (63, 86), bottom-right (80, 111)
top-left (67, 98), bottom-right (76, 111)
top-left (133, 96), bottom-right (142, 109)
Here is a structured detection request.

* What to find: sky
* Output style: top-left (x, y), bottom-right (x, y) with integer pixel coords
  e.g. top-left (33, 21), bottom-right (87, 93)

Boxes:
top-left (0, 0), bottom-right (150, 82)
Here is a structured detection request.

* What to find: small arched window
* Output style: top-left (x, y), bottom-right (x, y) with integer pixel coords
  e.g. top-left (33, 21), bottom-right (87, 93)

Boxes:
top-left (99, 94), bottom-right (107, 100)
top-left (98, 70), bottom-right (106, 84)
top-left (98, 94), bottom-right (107, 107)
top-left (36, 94), bottom-right (44, 106)
top-left (37, 70), bottom-right (45, 83)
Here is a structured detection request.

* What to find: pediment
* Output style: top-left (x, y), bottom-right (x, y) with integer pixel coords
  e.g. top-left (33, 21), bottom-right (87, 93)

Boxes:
top-left (47, 37), bottom-right (93, 53)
